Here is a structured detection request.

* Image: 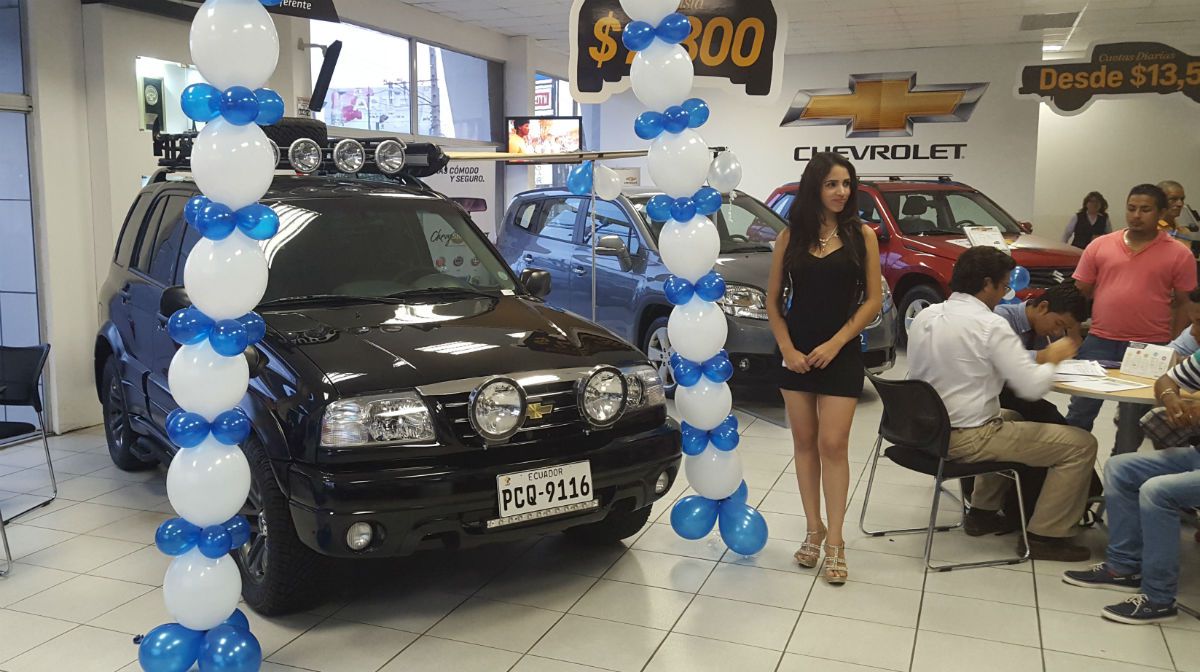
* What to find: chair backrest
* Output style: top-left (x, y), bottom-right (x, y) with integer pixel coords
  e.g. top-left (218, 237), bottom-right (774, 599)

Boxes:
top-left (867, 373), bottom-right (952, 459)
top-left (0, 345), bottom-right (50, 413)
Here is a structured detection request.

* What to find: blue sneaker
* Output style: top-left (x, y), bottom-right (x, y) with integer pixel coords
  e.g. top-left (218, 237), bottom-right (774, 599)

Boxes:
top-left (1102, 594), bottom-right (1178, 625)
top-left (1062, 563), bottom-right (1141, 592)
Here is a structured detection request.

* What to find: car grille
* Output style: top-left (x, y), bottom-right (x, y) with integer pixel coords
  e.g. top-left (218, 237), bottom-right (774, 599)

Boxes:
top-left (433, 381), bottom-right (586, 448)
top-left (1027, 267), bottom-right (1074, 289)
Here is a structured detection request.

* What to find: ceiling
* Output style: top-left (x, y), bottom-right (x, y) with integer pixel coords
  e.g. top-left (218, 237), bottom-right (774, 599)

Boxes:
top-left (398, 0), bottom-right (1200, 57)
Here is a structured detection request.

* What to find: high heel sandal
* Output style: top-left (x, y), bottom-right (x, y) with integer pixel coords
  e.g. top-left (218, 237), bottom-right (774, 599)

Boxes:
top-left (823, 543), bottom-right (848, 585)
top-left (793, 529), bottom-right (826, 568)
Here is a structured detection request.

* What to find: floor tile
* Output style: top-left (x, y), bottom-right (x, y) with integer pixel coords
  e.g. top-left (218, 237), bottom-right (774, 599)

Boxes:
top-left (1165, 625), bottom-right (1200, 672)
top-left (0, 563), bottom-right (77, 607)
top-left (758, 490), bottom-right (808, 516)
top-left (1039, 609), bottom-right (1175, 668)
top-left (240, 606), bottom-right (325, 658)
top-left (4, 625), bottom-right (138, 672)
top-left (89, 545), bottom-right (170, 586)
top-left (756, 510), bottom-right (811, 544)
top-left (569, 579), bottom-right (692, 630)
top-left (803, 579), bottom-right (921, 628)
top-left (831, 548), bottom-right (927, 591)
top-left (4, 524), bottom-right (76, 560)
top-left (1042, 650), bottom-right (1171, 671)
top-left (333, 584), bottom-right (468, 634)
top-left (20, 534), bottom-right (143, 573)
top-left (531, 614), bottom-right (666, 672)
top-left (88, 588), bottom-right (169, 635)
top-left (51, 452), bottom-right (117, 476)
top-left (22, 502), bottom-right (140, 534)
top-left (9, 574), bottom-right (152, 623)
top-left (632, 523), bottom-right (727, 561)
top-left (86, 483), bottom-right (169, 511)
top-left (1, 493), bottom-right (71, 522)
top-left (267, 618), bottom-right (417, 672)
top-left (427, 597), bottom-right (561, 653)
top-left (34, 475), bottom-right (128, 502)
top-left (742, 421), bottom-right (792, 440)
top-left (922, 565), bottom-right (1036, 607)
top-left (777, 653), bottom-right (896, 672)
top-left (511, 655), bottom-right (609, 672)
top-left (699, 563), bottom-right (813, 611)
top-left (1034, 571), bottom-right (1133, 617)
top-left (477, 565), bottom-right (598, 612)
top-left (736, 436), bottom-right (796, 456)
top-left (379, 635), bottom-right (521, 672)
top-left (644, 632), bottom-right (781, 672)
top-left (87, 466), bottom-right (167, 484)
top-left (917, 592), bottom-right (1040, 647)
top-left (602, 549), bottom-right (716, 593)
top-left (0, 608), bottom-right (76, 662)
top-left (520, 537), bottom-right (631, 577)
top-left (911, 629), bottom-right (1043, 671)
top-left (88, 510), bottom-right (171, 544)
top-left (723, 537), bottom-right (814, 574)
top-left (673, 594), bottom-right (798, 650)
top-left (785, 612), bottom-right (914, 671)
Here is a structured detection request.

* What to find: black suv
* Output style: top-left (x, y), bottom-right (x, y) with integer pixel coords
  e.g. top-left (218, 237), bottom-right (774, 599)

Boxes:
top-left (95, 150), bottom-right (680, 614)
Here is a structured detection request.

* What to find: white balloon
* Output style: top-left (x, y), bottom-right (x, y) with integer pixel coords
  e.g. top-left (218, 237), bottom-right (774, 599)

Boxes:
top-left (631, 41), bottom-right (693, 113)
top-left (675, 377), bottom-right (732, 430)
top-left (668, 296), bottom-right (728, 363)
top-left (708, 151), bottom-right (744, 194)
top-left (659, 216), bottom-right (720, 282)
top-left (190, 0), bottom-right (279, 90)
top-left (191, 119), bottom-right (277, 211)
top-left (163, 548), bottom-right (243, 631)
top-left (167, 437), bottom-right (252, 527)
top-left (184, 233), bottom-right (269, 321)
top-left (685, 446), bottom-right (744, 500)
top-left (648, 129), bottom-right (711, 198)
top-left (169, 343), bottom-right (250, 421)
top-left (620, 0), bottom-right (681, 24)
top-left (594, 165), bottom-right (623, 201)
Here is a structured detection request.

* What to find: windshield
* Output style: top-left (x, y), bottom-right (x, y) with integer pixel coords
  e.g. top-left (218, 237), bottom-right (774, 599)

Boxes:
top-left (630, 192), bottom-right (786, 253)
top-left (252, 196), bottom-right (517, 303)
top-left (882, 190), bottom-right (1022, 236)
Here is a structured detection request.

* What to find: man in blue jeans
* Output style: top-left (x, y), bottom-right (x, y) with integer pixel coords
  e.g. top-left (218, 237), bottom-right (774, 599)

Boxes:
top-left (1063, 352), bottom-right (1200, 624)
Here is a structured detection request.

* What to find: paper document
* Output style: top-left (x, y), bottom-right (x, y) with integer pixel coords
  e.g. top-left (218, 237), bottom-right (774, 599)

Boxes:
top-left (1060, 378), bottom-right (1151, 393)
top-left (1055, 360), bottom-right (1108, 379)
top-left (1120, 342), bottom-right (1173, 380)
top-left (963, 226), bottom-right (1010, 253)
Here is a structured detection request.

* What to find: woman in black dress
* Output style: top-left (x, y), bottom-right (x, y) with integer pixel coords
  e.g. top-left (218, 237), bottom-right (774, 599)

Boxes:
top-left (766, 153), bottom-right (882, 584)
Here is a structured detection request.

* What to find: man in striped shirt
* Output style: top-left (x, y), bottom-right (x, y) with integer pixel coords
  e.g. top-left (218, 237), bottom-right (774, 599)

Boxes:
top-left (1062, 354), bottom-right (1200, 624)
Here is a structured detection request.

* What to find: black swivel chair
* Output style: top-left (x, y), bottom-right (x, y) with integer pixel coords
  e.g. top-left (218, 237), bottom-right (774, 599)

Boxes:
top-left (859, 374), bottom-right (1030, 571)
top-left (0, 345), bottom-right (59, 575)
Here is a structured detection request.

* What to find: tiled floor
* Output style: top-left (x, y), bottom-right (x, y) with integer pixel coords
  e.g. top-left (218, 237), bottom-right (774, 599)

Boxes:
top-left (0, 360), bottom-right (1196, 671)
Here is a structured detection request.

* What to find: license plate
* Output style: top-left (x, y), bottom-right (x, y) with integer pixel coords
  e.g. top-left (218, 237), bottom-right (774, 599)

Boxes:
top-left (496, 461), bottom-right (593, 519)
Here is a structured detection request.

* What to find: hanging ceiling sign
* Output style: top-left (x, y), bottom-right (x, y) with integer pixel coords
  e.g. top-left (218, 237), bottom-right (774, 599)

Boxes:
top-left (264, 0), bottom-right (339, 22)
top-left (1018, 42), bottom-right (1200, 115)
top-left (569, 0), bottom-right (788, 104)
top-left (80, 0), bottom-right (339, 23)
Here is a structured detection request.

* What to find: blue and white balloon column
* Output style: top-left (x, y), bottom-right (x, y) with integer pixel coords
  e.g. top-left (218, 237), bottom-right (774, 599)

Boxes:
top-left (138, 1), bottom-right (282, 670)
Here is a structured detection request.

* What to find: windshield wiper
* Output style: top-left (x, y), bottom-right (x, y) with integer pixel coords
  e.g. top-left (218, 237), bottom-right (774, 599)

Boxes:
top-left (911, 228), bottom-right (968, 236)
top-left (724, 243), bottom-right (773, 253)
top-left (258, 294), bottom-right (405, 308)
top-left (385, 287), bottom-right (498, 300)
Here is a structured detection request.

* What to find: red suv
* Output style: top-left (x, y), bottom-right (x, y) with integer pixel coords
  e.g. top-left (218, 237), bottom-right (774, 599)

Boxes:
top-left (766, 177), bottom-right (1083, 341)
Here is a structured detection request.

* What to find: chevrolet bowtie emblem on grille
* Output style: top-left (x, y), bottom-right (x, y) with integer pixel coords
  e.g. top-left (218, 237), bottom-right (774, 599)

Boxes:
top-left (781, 72), bottom-right (989, 138)
top-left (526, 402), bottom-right (554, 421)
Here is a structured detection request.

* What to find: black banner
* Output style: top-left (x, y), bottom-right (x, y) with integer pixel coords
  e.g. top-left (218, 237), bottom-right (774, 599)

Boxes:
top-left (570, 0), bottom-right (782, 102)
top-left (265, 0), bottom-right (339, 22)
top-left (1019, 42), bottom-right (1200, 114)
top-left (81, 0), bottom-right (339, 24)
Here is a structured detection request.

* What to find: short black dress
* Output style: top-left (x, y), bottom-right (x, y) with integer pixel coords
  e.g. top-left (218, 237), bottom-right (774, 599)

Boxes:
top-left (778, 246), bottom-right (864, 398)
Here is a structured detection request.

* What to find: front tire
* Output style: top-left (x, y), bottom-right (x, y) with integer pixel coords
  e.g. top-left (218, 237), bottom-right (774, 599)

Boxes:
top-left (99, 357), bottom-right (156, 471)
top-left (563, 506), bottom-right (652, 545)
top-left (642, 317), bottom-right (676, 399)
top-left (898, 284), bottom-right (943, 344)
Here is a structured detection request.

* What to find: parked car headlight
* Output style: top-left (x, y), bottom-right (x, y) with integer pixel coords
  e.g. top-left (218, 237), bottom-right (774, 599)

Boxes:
top-left (321, 392), bottom-right (435, 447)
top-left (577, 366), bottom-right (627, 428)
top-left (881, 276), bottom-right (894, 313)
top-left (469, 377), bottom-right (526, 443)
top-left (718, 284), bottom-right (768, 320)
top-left (622, 365), bottom-right (666, 412)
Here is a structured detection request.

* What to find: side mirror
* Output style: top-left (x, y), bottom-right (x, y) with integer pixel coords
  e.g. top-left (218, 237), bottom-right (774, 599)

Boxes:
top-left (596, 235), bottom-right (633, 271)
top-left (520, 269), bottom-right (552, 299)
top-left (244, 346), bottom-right (268, 379)
top-left (160, 286), bottom-right (192, 317)
top-left (870, 222), bottom-right (890, 242)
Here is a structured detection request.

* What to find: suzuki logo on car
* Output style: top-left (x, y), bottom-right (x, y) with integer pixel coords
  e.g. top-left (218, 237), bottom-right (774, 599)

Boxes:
top-left (526, 402), bottom-right (554, 421)
top-left (781, 72), bottom-right (989, 138)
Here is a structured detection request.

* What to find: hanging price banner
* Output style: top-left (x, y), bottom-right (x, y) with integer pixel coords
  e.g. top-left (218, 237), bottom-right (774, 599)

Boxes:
top-left (1018, 42), bottom-right (1200, 115)
top-left (569, 0), bottom-right (788, 104)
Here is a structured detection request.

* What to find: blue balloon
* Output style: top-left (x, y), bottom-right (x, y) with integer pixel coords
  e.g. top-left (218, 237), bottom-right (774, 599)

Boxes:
top-left (166, 409), bottom-right (210, 448)
top-left (669, 351), bottom-right (682, 368)
top-left (670, 495), bottom-right (720, 540)
top-left (693, 186), bottom-right (722, 216)
top-left (219, 86), bottom-right (260, 126)
top-left (168, 306), bottom-right (215, 346)
top-left (622, 20), bottom-right (656, 52)
top-left (185, 195), bottom-right (210, 226)
top-left (682, 97), bottom-right (710, 128)
top-left (718, 502), bottom-right (769, 556)
top-left (710, 421), bottom-right (740, 450)
top-left (703, 352), bottom-right (735, 385)
top-left (719, 412), bottom-right (739, 433)
top-left (235, 204), bottom-right (279, 240)
top-left (155, 518), bottom-right (201, 556)
top-left (225, 516), bottom-right (252, 548)
top-left (672, 357), bottom-right (703, 388)
top-left (646, 194), bottom-right (673, 221)
top-left (694, 271), bottom-right (726, 302)
top-left (663, 105), bottom-right (690, 134)
top-left (664, 276), bottom-right (694, 306)
top-left (254, 88), bottom-right (284, 125)
top-left (239, 312), bottom-right (267, 345)
top-left (259, 0), bottom-right (282, 5)
top-left (1010, 266), bottom-right (1031, 292)
top-left (180, 84), bottom-right (220, 123)
top-left (671, 197), bottom-right (697, 222)
top-left (199, 625), bottom-right (262, 672)
top-left (210, 320), bottom-right (249, 357)
top-left (656, 13), bottom-right (692, 44)
top-left (680, 422), bottom-right (709, 456)
top-left (634, 111), bottom-right (665, 140)
top-left (223, 609), bottom-right (250, 631)
top-left (139, 623), bottom-right (204, 672)
top-left (567, 161), bottom-right (594, 196)
top-left (198, 525), bottom-right (233, 559)
top-left (212, 408), bottom-right (251, 445)
top-left (725, 481), bottom-right (749, 507)
top-left (1002, 296), bottom-right (1022, 305)
top-left (196, 202), bottom-right (236, 241)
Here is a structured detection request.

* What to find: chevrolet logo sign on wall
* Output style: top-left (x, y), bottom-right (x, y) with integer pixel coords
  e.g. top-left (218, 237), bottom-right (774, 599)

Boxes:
top-left (781, 73), bottom-right (988, 138)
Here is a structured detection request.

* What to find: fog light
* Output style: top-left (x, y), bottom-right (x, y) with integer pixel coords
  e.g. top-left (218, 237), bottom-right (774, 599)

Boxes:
top-left (346, 522), bottom-right (373, 551)
top-left (737, 358), bottom-right (751, 372)
top-left (654, 471), bottom-right (670, 494)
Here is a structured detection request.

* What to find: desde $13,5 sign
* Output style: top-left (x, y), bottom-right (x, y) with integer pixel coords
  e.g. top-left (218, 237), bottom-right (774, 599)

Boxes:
top-left (569, 0), bottom-right (788, 104)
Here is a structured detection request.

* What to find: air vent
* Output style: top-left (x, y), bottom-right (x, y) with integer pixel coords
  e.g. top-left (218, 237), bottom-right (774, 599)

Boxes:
top-left (1020, 12), bottom-right (1079, 31)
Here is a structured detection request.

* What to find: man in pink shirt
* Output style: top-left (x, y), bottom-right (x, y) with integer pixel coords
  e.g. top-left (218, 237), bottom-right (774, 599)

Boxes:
top-left (1067, 184), bottom-right (1198, 454)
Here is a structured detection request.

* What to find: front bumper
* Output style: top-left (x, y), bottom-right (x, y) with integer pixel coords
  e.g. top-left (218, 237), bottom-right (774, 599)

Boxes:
top-left (285, 423), bottom-right (681, 558)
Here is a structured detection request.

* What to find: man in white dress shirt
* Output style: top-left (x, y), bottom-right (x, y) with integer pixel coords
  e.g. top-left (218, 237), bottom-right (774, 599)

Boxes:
top-left (908, 246), bottom-right (1099, 561)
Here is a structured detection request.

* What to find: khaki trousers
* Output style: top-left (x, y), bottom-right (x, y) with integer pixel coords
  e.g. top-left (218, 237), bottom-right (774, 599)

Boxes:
top-left (949, 417), bottom-right (1098, 538)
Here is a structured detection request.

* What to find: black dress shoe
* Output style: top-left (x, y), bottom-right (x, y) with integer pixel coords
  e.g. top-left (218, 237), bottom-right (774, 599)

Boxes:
top-left (963, 509), bottom-right (1016, 536)
top-left (1019, 535), bottom-right (1092, 562)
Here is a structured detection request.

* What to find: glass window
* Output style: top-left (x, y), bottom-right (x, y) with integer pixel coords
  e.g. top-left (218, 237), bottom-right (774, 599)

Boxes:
top-left (770, 194), bottom-right (794, 219)
top-left (513, 201), bottom-right (538, 231)
top-left (857, 192), bottom-right (882, 224)
top-left (582, 201), bottom-right (640, 256)
top-left (416, 42), bottom-right (493, 142)
top-left (883, 191), bottom-right (1021, 236)
top-left (309, 22), bottom-right (412, 133)
top-left (633, 194), bottom-right (785, 253)
top-left (0, 0), bottom-right (22, 94)
top-left (147, 197), bottom-right (188, 285)
top-left (536, 198), bottom-right (582, 243)
top-left (133, 198), bottom-right (168, 273)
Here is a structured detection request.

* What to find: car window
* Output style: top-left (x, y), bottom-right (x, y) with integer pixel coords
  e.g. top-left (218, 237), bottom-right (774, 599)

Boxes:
top-left (512, 201), bottom-right (538, 231)
top-left (633, 192), bottom-right (784, 253)
top-left (536, 198), bottom-right (582, 243)
top-left (133, 198), bottom-right (169, 274)
top-left (115, 194), bottom-right (152, 267)
top-left (883, 191), bottom-right (1021, 236)
top-left (770, 194), bottom-right (794, 219)
top-left (582, 201), bottom-right (640, 256)
top-left (146, 196), bottom-right (189, 285)
top-left (857, 192), bottom-right (882, 224)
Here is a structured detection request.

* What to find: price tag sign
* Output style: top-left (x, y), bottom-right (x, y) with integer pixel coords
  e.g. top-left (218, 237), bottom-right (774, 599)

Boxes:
top-left (569, 0), bottom-right (788, 104)
top-left (1018, 41), bottom-right (1200, 115)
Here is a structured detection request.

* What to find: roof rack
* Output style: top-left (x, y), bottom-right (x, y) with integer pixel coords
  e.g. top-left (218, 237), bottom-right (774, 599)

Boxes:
top-left (858, 174), bottom-right (955, 183)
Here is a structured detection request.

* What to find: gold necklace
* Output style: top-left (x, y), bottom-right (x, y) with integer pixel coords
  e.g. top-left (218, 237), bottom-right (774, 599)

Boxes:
top-left (817, 228), bottom-right (839, 251)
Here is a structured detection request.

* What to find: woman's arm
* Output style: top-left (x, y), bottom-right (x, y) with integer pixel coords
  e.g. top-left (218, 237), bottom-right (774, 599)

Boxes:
top-left (1062, 214), bottom-right (1077, 243)
top-left (766, 229), bottom-right (809, 373)
top-left (807, 226), bottom-right (884, 368)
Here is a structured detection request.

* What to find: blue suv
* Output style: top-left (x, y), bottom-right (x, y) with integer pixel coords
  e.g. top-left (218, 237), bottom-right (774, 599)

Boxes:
top-left (498, 188), bottom-right (898, 395)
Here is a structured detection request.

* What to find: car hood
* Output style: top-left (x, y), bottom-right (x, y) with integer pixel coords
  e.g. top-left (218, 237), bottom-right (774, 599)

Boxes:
top-left (711, 250), bottom-right (773, 290)
top-left (262, 296), bottom-right (644, 398)
top-left (902, 233), bottom-right (1082, 266)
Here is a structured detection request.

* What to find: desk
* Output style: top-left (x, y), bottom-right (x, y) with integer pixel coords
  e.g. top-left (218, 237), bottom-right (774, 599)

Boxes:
top-left (1051, 371), bottom-right (1159, 404)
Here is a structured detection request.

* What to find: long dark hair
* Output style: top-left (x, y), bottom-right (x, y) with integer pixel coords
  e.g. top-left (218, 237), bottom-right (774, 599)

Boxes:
top-left (1077, 191), bottom-right (1107, 216)
top-left (783, 152), bottom-right (865, 274)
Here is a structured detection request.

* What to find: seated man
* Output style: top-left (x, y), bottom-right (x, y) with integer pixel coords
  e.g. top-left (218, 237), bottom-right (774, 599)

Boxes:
top-left (909, 246), bottom-right (1099, 561)
top-left (1168, 287), bottom-right (1200, 359)
top-left (1062, 354), bottom-right (1200, 624)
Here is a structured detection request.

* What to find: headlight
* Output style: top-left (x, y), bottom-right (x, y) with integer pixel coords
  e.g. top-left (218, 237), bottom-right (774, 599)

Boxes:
top-left (578, 366), bottom-right (627, 428)
top-left (881, 276), bottom-right (894, 313)
top-left (718, 284), bottom-right (768, 320)
top-left (469, 377), bottom-right (526, 443)
top-left (320, 392), bottom-right (435, 447)
top-left (375, 139), bottom-right (407, 175)
top-left (333, 138), bottom-right (366, 173)
top-left (288, 138), bottom-right (322, 174)
top-left (623, 365), bottom-right (666, 411)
